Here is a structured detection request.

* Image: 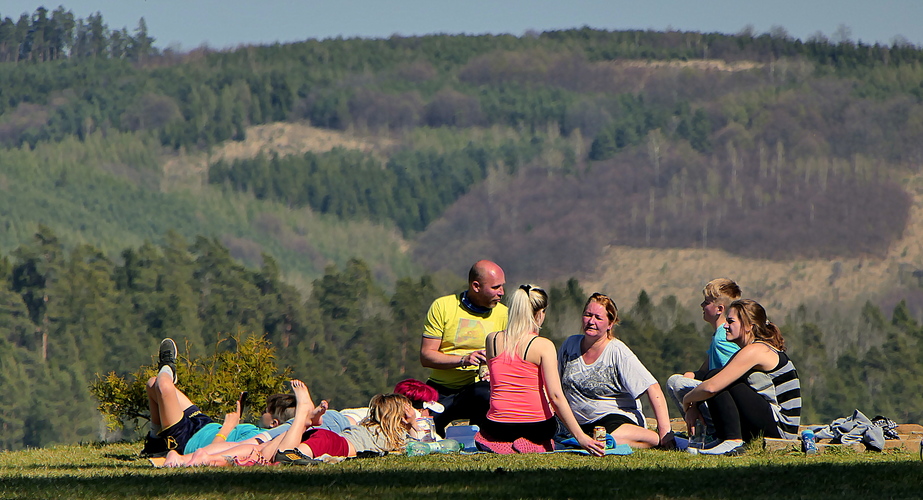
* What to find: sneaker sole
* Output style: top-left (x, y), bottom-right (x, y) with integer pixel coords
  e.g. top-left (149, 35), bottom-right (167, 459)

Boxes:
top-left (723, 446), bottom-right (746, 456)
top-left (274, 449), bottom-right (322, 465)
top-left (158, 338), bottom-right (178, 384)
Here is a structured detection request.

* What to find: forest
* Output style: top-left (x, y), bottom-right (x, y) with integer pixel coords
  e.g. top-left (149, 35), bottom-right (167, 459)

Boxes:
top-left (1, 6), bottom-right (923, 449)
top-left (1, 228), bottom-right (921, 450)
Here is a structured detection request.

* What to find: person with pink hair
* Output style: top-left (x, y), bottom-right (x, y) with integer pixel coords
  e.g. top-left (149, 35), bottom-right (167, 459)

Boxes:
top-left (393, 379), bottom-right (444, 417)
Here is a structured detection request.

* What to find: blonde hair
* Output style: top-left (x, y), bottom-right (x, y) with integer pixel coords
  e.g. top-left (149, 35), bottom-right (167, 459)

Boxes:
top-left (584, 292), bottom-right (619, 339)
top-left (363, 393), bottom-right (413, 451)
top-left (702, 278), bottom-right (742, 308)
top-left (496, 284), bottom-right (547, 357)
top-left (728, 299), bottom-right (785, 351)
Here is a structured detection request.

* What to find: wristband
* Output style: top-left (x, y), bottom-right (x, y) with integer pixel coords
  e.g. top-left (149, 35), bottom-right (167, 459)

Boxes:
top-left (216, 433), bottom-right (227, 441)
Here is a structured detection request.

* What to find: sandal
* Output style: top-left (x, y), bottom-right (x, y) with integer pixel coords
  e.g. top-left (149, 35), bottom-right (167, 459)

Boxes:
top-left (474, 431), bottom-right (515, 454)
top-left (512, 437), bottom-right (554, 453)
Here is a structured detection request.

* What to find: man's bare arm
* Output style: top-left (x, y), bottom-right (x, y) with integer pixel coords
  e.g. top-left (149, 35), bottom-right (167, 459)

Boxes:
top-left (420, 337), bottom-right (485, 369)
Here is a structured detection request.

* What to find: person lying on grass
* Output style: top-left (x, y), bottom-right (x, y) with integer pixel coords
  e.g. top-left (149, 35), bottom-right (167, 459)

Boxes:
top-left (165, 377), bottom-right (445, 464)
top-left (145, 338), bottom-right (264, 457)
top-left (164, 380), bottom-right (419, 466)
top-left (258, 378), bottom-right (444, 442)
top-left (160, 387), bottom-right (333, 466)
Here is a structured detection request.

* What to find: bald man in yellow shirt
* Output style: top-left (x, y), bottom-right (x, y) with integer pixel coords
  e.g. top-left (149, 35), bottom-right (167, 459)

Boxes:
top-left (420, 260), bottom-right (508, 436)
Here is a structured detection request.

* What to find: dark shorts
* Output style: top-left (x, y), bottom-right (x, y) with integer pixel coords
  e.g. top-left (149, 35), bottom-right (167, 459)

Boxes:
top-left (481, 416), bottom-right (557, 442)
top-left (159, 405), bottom-right (215, 452)
top-left (300, 428), bottom-right (350, 457)
top-left (579, 414), bottom-right (637, 435)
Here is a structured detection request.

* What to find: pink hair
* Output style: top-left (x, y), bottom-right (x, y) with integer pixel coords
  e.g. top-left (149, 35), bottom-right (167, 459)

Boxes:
top-left (393, 379), bottom-right (438, 403)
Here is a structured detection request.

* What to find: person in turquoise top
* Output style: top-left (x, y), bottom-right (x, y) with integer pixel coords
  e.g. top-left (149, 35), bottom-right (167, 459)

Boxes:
top-left (666, 278), bottom-right (742, 437)
top-left (145, 338), bottom-right (262, 455)
top-left (420, 260), bottom-right (508, 436)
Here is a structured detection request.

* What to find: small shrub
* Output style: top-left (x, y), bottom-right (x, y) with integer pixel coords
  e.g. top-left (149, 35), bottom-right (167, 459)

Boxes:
top-left (90, 333), bottom-right (292, 432)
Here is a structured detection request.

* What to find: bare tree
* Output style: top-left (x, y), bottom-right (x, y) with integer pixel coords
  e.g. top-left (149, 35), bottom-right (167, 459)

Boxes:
top-left (891, 34), bottom-right (915, 48)
top-left (737, 24), bottom-right (756, 38)
top-left (831, 24), bottom-right (853, 45)
top-left (768, 25), bottom-right (792, 41)
top-left (807, 30), bottom-right (829, 44)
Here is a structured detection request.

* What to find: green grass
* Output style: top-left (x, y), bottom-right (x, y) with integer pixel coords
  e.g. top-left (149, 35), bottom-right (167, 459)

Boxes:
top-left (0, 442), bottom-right (919, 499)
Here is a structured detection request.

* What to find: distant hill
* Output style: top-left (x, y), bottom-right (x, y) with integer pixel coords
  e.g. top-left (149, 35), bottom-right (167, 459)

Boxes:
top-left (3, 11), bottom-right (923, 308)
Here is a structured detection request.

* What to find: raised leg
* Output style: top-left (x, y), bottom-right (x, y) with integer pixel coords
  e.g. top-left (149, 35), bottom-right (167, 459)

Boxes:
top-left (271, 380), bottom-right (316, 458)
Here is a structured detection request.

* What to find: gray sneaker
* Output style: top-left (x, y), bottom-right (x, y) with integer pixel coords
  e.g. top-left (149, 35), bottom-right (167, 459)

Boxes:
top-left (697, 440), bottom-right (746, 456)
top-left (158, 338), bottom-right (177, 383)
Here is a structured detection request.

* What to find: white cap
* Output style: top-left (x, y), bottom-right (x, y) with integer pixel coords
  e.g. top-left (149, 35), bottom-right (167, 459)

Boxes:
top-left (423, 401), bottom-right (445, 414)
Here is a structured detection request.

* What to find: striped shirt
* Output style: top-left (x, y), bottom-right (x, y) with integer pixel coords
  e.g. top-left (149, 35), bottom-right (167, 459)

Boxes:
top-left (749, 342), bottom-right (802, 439)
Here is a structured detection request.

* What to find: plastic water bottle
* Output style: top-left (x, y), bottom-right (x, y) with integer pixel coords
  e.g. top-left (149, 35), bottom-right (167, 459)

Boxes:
top-left (436, 438), bottom-right (463, 453)
top-left (801, 429), bottom-right (818, 455)
top-left (406, 439), bottom-right (463, 456)
top-left (690, 422), bottom-right (707, 449)
top-left (405, 440), bottom-right (439, 456)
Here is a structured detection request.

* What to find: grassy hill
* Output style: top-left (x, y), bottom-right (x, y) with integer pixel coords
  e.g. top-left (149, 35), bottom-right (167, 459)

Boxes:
top-left (0, 129), bottom-right (419, 293)
top-left (0, 441), bottom-right (918, 499)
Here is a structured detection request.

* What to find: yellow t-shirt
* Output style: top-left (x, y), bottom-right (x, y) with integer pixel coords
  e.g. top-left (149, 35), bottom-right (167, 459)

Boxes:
top-left (423, 293), bottom-right (508, 389)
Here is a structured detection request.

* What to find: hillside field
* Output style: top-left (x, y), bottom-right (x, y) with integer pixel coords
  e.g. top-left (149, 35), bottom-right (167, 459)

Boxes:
top-left (0, 441), bottom-right (919, 499)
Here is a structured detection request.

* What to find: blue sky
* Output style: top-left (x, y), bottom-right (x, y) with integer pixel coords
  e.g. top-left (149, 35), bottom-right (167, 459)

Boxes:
top-left (3, 0), bottom-right (922, 50)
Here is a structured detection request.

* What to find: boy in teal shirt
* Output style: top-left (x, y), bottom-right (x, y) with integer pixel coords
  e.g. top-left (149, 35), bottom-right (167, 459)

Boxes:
top-left (667, 278), bottom-right (742, 437)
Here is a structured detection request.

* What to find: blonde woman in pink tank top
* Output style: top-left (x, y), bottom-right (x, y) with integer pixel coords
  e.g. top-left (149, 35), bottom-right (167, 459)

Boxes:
top-left (477, 284), bottom-right (604, 455)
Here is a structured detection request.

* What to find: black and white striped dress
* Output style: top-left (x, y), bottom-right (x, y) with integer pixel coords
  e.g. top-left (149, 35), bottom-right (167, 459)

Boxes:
top-left (747, 342), bottom-right (802, 439)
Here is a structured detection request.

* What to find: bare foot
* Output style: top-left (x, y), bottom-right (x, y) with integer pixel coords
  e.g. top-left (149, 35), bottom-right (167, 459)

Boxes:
top-left (186, 447), bottom-right (212, 466)
top-left (291, 379), bottom-right (310, 404)
top-left (191, 453), bottom-right (233, 467)
top-left (310, 400), bottom-right (328, 427)
top-left (290, 380), bottom-right (316, 429)
top-left (163, 449), bottom-right (187, 467)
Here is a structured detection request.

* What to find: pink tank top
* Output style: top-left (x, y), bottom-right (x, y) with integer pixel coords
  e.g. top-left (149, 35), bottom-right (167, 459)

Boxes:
top-left (486, 335), bottom-right (554, 423)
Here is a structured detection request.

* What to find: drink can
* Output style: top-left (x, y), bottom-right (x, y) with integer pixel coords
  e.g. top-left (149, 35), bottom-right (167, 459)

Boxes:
top-left (593, 426), bottom-right (606, 442)
top-left (801, 429), bottom-right (818, 455)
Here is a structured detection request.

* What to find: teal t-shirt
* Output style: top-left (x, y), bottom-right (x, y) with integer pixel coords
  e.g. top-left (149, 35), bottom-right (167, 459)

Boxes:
top-left (707, 323), bottom-right (740, 370)
top-left (184, 423), bottom-right (262, 454)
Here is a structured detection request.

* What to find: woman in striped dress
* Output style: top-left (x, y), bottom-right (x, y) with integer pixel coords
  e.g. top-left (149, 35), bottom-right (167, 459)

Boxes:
top-left (681, 299), bottom-right (802, 455)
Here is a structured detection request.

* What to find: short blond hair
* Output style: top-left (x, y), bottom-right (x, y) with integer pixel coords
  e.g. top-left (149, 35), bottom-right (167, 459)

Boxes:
top-left (702, 278), bottom-right (741, 308)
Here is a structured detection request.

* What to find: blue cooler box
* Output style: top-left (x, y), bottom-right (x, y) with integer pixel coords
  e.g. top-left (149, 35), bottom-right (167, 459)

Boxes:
top-left (444, 425), bottom-right (478, 451)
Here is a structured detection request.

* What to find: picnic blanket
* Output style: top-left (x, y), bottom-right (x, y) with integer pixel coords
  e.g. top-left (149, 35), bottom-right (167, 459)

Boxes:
top-left (556, 435), bottom-right (633, 455)
top-left (811, 409), bottom-right (885, 451)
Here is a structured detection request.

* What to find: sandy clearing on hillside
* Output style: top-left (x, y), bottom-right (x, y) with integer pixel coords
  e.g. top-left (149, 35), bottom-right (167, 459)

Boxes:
top-left (216, 122), bottom-right (391, 162)
top-left (159, 122), bottom-right (387, 192)
top-left (612, 59), bottom-right (764, 72)
top-left (587, 174), bottom-right (923, 316)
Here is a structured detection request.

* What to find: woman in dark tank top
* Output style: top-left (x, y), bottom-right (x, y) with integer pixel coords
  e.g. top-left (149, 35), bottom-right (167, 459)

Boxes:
top-left (681, 299), bottom-right (802, 456)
